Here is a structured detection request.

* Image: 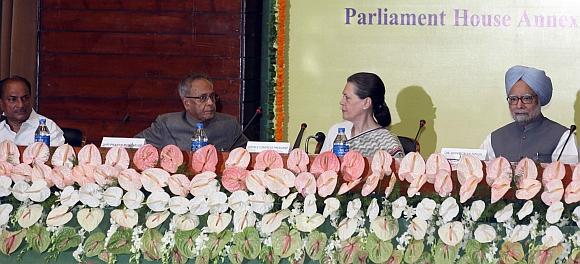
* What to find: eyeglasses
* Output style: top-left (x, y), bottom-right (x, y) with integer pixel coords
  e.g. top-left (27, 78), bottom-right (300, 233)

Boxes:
top-left (506, 94), bottom-right (535, 105)
top-left (184, 93), bottom-right (220, 103)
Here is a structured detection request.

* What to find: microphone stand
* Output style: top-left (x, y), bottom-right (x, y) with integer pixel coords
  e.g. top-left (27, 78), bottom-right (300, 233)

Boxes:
top-left (557, 125), bottom-right (576, 161)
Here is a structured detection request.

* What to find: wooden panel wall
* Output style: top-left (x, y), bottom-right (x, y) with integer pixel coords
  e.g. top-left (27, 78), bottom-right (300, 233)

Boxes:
top-left (38, 0), bottom-right (256, 144)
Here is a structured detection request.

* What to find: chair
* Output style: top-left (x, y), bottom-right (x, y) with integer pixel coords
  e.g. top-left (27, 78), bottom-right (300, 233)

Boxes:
top-left (398, 136), bottom-right (419, 154)
top-left (62, 128), bottom-right (84, 147)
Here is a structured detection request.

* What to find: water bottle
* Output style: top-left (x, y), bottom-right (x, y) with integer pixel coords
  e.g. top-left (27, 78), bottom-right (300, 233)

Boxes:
top-left (332, 127), bottom-right (349, 157)
top-left (191, 122), bottom-right (209, 152)
top-left (34, 119), bottom-right (50, 146)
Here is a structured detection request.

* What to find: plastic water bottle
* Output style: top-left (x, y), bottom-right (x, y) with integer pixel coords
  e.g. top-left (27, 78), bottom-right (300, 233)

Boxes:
top-left (34, 119), bottom-right (50, 146)
top-left (191, 122), bottom-right (209, 151)
top-left (332, 127), bottom-right (349, 157)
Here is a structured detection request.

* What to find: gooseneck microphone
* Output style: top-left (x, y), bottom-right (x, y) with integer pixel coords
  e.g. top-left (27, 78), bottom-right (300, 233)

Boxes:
top-left (413, 119), bottom-right (426, 142)
top-left (305, 132), bottom-right (325, 154)
top-left (292, 123), bottom-right (307, 149)
top-left (227, 107), bottom-right (262, 151)
top-left (557, 124), bottom-right (576, 161)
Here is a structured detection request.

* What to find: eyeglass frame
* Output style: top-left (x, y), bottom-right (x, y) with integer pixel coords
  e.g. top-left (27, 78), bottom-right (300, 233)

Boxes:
top-left (506, 94), bottom-right (536, 105)
top-left (184, 93), bottom-right (220, 103)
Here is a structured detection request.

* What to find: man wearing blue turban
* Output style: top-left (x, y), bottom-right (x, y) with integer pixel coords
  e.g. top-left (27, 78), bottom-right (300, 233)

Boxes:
top-left (480, 65), bottom-right (578, 163)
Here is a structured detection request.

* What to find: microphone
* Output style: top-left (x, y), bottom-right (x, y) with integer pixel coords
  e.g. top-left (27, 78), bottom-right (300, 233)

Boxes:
top-left (111, 113), bottom-right (131, 136)
top-left (305, 132), bottom-right (325, 154)
top-left (227, 107), bottom-right (262, 151)
top-left (292, 123), bottom-right (307, 149)
top-left (557, 124), bottom-right (576, 161)
top-left (413, 119), bottom-right (426, 142)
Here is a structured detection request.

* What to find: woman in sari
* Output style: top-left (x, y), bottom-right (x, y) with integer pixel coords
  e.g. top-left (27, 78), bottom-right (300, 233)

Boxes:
top-left (321, 72), bottom-right (404, 157)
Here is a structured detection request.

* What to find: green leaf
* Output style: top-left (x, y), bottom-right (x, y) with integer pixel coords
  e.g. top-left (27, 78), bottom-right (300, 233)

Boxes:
top-left (404, 239), bottom-right (424, 264)
top-left (206, 230), bottom-right (233, 260)
top-left (259, 246), bottom-right (280, 264)
top-left (305, 231), bottom-right (327, 261)
top-left (500, 241), bottom-right (525, 264)
top-left (463, 240), bottom-right (489, 263)
top-left (387, 250), bottom-right (404, 264)
top-left (0, 229), bottom-right (26, 255)
top-left (366, 232), bottom-right (393, 263)
top-left (233, 227), bottom-right (261, 260)
top-left (141, 228), bottom-right (163, 261)
top-left (53, 226), bottom-right (81, 252)
top-left (195, 248), bottom-right (210, 264)
top-left (431, 239), bottom-right (459, 264)
top-left (567, 249), bottom-right (580, 264)
top-left (528, 244), bottom-right (564, 264)
top-left (175, 229), bottom-right (200, 259)
top-left (338, 237), bottom-right (362, 264)
top-left (272, 223), bottom-right (302, 258)
top-left (84, 231), bottom-right (106, 257)
top-left (416, 252), bottom-right (434, 264)
top-left (228, 244), bottom-right (244, 264)
top-left (171, 246), bottom-right (187, 264)
top-left (25, 224), bottom-right (50, 253)
top-left (106, 228), bottom-right (132, 255)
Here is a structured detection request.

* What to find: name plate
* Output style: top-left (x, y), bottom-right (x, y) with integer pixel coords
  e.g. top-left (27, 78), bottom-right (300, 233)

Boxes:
top-left (441, 148), bottom-right (486, 160)
top-left (246, 141), bottom-right (291, 154)
top-left (101, 137), bottom-right (145, 149)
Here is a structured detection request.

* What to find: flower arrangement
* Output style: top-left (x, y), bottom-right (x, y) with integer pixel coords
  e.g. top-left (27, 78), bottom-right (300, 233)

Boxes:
top-left (0, 141), bottom-right (578, 264)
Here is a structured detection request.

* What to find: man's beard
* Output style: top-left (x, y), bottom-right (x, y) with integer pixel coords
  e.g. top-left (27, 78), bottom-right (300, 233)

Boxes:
top-left (511, 105), bottom-right (541, 123)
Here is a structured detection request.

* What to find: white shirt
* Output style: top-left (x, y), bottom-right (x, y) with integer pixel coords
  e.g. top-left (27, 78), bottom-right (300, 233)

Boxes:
top-left (480, 130), bottom-right (578, 164)
top-left (321, 121), bottom-right (354, 152)
top-left (0, 110), bottom-right (65, 147)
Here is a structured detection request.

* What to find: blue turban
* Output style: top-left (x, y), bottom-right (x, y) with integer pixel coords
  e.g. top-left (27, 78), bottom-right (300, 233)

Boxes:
top-left (505, 65), bottom-right (552, 106)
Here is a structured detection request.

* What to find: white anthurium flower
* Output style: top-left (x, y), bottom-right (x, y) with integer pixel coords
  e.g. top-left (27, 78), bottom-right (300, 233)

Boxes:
top-left (77, 208), bottom-right (104, 232)
top-left (281, 192), bottom-right (298, 210)
top-left (189, 196), bottom-right (209, 216)
top-left (146, 191), bottom-right (170, 212)
top-left (174, 213), bottom-right (200, 231)
top-left (11, 181), bottom-right (30, 202)
top-left (0, 176), bottom-right (12, 197)
top-left (46, 205), bottom-right (72, 227)
top-left (261, 209), bottom-right (291, 234)
top-left (546, 202), bottom-right (564, 224)
top-left (494, 203), bottom-right (513, 223)
top-left (207, 191), bottom-right (229, 214)
top-left (233, 210), bottom-right (256, 233)
top-left (246, 170), bottom-right (267, 194)
top-left (27, 180), bottom-right (51, 203)
top-left (189, 173), bottom-right (219, 197)
top-left (574, 206), bottom-right (580, 227)
top-left (249, 192), bottom-right (274, 215)
top-left (323, 197), bottom-right (340, 218)
top-left (469, 200), bottom-right (485, 221)
top-left (415, 198), bottom-right (436, 221)
top-left (0, 204), bottom-right (13, 226)
top-left (542, 226), bottom-right (564, 248)
top-left (103, 186), bottom-right (123, 207)
top-left (123, 190), bottom-right (145, 210)
top-left (439, 197), bottom-right (459, 223)
top-left (370, 216), bottom-right (399, 241)
top-left (474, 224), bottom-right (496, 243)
top-left (438, 221), bottom-right (464, 246)
top-left (79, 183), bottom-right (104, 208)
top-left (18, 204), bottom-right (43, 228)
top-left (367, 198), bottom-right (379, 222)
top-left (146, 211), bottom-right (170, 229)
top-left (141, 168), bottom-right (169, 193)
top-left (228, 190), bottom-right (249, 213)
top-left (60, 186), bottom-right (79, 207)
top-left (338, 217), bottom-right (359, 241)
top-left (347, 199), bottom-right (362, 219)
top-left (409, 217), bottom-right (428, 240)
top-left (169, 196), bottom-right (190, 215)
top-left (111, 208), bottom-right (138, 228)
top-left (508, 225), bottom-right (530, 243)
top-left (517, 200), bottom-right (534, 220)
top-left (391, 196), bottom-right (407, 219)
top-left (295, 213), bottom-right (325, 233)
top-left (303, 194), bottom-right (317, 217)
top-left (206, 212), bottom-right (232, 233)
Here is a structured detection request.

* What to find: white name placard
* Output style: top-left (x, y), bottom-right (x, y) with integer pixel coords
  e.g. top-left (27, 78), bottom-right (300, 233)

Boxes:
top-left (441, 148), bottom-right (487, 160)
top-left (101, 137), bottom-right (145, 149)
top-left (246, 141), bottom-right (291, 154)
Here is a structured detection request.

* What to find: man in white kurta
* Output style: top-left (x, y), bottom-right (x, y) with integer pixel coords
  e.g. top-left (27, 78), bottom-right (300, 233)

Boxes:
top-left (481, 65), bottom-right (577, 164)
top-left (0, 76), bottom-right (64, 146)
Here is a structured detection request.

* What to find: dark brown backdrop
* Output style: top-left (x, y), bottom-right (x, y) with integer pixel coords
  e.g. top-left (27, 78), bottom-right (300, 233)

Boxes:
top-left (38, 0), bottom-right (262, 144)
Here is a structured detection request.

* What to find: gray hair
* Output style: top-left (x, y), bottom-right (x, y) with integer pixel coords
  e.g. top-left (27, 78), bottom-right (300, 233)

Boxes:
top-left (178, 73), bottom-right (213, 97)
